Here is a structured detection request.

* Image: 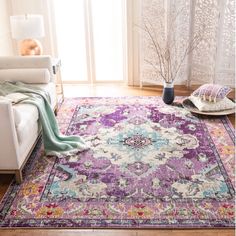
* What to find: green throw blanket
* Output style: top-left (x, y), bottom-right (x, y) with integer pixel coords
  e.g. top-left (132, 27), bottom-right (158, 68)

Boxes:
top-left (0, 81), bottom-right (88, 156)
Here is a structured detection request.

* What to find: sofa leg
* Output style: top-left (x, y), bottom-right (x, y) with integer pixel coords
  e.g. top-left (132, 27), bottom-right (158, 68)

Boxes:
top-left (15, 170), bottom-right (23, 184)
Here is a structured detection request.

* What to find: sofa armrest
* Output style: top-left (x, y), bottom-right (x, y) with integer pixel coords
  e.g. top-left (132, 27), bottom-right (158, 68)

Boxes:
top-left (0, 56), bottom-right (54, 82)
top-left (0, 101), bottom-right (20, 169)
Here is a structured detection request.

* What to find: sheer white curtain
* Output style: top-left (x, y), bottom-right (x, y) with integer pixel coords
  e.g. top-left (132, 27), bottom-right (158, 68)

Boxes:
top-left (91, 0), bottom-right (125, 81)
top-left (53, 0), bottom-right (87, 82)
top-left (140, 0), bottom-right (235, 87)
top-left (53, 0), bottom-right (126, 83)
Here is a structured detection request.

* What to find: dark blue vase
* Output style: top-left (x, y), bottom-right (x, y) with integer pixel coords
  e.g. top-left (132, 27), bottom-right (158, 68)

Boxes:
top-left (162, 82), bottom-right (174, 105)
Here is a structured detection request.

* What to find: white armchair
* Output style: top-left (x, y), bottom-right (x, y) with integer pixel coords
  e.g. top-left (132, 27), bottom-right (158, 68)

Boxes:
top-left (0, 56), bottom-right (57, 183)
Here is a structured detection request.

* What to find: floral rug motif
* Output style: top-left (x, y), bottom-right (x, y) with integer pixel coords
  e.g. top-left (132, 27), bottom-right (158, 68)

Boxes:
top-left (0, 97), bottom-right (235, 228)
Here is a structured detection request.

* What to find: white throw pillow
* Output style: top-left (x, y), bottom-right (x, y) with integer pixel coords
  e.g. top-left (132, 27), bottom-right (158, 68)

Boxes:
top-left (0, 68), bottom-right (50, 84)
top-left (189, 95), bottom-right (235, 112)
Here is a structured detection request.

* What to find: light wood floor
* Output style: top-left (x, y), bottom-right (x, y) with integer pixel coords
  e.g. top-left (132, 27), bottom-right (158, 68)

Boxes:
top-left (0, 84), bottom-right (235, 236)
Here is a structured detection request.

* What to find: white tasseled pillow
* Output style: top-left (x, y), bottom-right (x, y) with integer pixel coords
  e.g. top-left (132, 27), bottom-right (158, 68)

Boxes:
top-left (189, 95), bottom-right (235, 112)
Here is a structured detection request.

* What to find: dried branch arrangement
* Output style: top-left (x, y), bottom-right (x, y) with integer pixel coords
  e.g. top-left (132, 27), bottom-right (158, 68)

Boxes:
top-left (140, 3), bottom-right (206, 84)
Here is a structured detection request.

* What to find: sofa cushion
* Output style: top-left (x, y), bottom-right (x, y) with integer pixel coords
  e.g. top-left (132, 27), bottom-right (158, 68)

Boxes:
top-left (12, 82), bottom-right (56, 143)
top-left (18, 120), bottom-right (39, 167)
top-left (12, 82), bottom-right (56, 127)
top-left (0, 68), bottom-right (50, 83)
top-left (0, 56), bottom-right (54, 79)
top-left (12, 106), bottom-right (22, 126)
top-left (33, 82), bottom-right (57, 109)
top-left (13, 104), bottom-right (39, 143)
top-left (13, 104), bottom-right (38, 127)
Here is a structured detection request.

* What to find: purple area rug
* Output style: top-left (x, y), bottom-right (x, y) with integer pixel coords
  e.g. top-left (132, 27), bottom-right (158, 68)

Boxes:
top-left (0, 97), bottom-right (235, 228)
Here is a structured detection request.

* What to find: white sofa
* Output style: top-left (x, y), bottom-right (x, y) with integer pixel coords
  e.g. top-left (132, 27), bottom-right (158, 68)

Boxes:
top-left (0, 56), bottom-right (57, 183)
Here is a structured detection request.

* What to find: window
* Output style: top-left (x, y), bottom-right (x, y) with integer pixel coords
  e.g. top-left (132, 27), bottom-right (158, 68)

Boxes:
top-left (53, 0), bottom-right (127, 83)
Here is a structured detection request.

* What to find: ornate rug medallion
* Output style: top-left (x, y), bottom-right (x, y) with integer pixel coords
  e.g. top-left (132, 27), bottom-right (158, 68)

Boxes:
top-left (0, 97), bottom-right (235, 228)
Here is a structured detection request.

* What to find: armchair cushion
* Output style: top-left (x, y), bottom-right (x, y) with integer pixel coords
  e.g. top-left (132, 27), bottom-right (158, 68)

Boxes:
top-left (0, 68), bottom-right (50, 83)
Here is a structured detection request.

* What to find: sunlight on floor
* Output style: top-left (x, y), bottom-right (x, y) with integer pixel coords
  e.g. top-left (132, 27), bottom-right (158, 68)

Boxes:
top-left (63, 84), bottom-right (161, 97)
top-left (62, 83), bottom-right (195, 98)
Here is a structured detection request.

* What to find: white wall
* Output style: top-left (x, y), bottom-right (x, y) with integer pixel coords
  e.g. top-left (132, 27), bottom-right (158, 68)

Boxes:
top-left (0, 0), bottom-right (14, 55)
